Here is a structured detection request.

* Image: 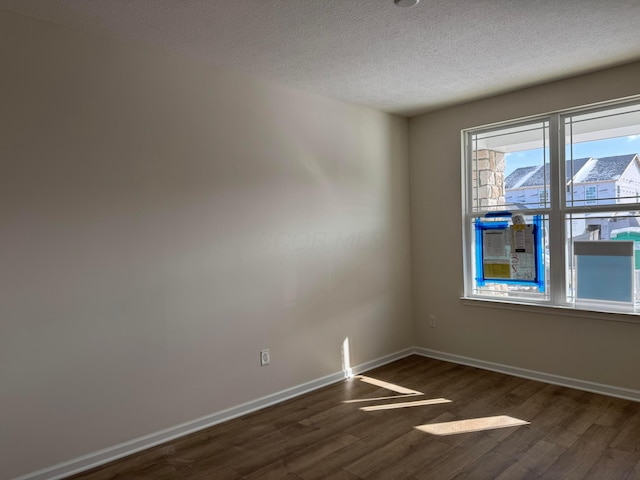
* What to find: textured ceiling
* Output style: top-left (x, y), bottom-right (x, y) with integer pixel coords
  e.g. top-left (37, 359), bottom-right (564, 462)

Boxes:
top-left (2, 0), bottom-right (640, 116)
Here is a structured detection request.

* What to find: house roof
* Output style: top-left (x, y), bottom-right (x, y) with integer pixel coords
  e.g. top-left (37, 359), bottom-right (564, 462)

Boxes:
top-left (517, 165), bottom-right (550, 188)
top-left (573, 154), bottom-right (638, 183)
top-left (505, 166), bottom-right (539, 189)
top-left (505, 155), bottom-right (637, 189)
top-left (565, 157), bottom-right (592, 184)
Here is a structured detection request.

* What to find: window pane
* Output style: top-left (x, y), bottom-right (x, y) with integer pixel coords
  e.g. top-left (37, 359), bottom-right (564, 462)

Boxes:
top-left (566, 211), bottom-right (640, 306)
top-left (470, 214), bottom-right (550, 301)
top-left (565, 105), bottom-right (640, 207)
top-left (470, 121), bottom-right (550, 213)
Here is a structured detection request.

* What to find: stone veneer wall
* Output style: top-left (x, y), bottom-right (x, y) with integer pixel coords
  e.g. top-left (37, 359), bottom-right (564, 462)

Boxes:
top-left (472, 149), bottom-right (505, 209)
top-left (472, 149), bottom-right (507, 294)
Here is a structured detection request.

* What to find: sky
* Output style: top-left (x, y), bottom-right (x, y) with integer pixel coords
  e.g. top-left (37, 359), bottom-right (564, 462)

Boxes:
top-left (504, 135), bottom-right (640, 176)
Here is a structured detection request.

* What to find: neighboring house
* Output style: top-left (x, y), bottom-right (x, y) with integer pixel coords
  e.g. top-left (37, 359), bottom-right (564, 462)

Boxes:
top-left (506, 154), bottom-right (640, 207)
top-left (570, 154), bottom-right (640, 206)
top-left (505, 157), bottom-right (592, 208)
top-left (505, 154), bottom-right (640, 239)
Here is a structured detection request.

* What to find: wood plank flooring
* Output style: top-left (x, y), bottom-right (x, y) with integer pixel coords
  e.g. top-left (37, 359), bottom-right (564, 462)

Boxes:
top-left (67, 355), bottom-right (640, 479)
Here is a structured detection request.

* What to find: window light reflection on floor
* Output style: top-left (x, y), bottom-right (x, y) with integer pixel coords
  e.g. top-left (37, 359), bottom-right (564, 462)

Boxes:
top-left (360, 398), bottom-right (451, 412)
top-left (415, 415), bottom-right (529, 436)
top-left (343, 393), bottom-right (423, 404)
top-left (355, 375), bottom-right (423, 395)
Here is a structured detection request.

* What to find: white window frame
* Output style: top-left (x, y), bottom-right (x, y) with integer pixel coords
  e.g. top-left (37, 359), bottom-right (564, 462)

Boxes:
top-left (462, 97), bottom-right (640, 316)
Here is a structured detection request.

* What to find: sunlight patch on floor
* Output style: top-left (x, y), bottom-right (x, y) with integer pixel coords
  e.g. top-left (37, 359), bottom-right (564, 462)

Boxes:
top-left (360, 398), bottom-right (452, 412)
top-left (355, 375), bottom-right (423, 395)
top-left (343, 393), bottom-right (423, 404)
top-left (415, 415), bottom-right (529, 436)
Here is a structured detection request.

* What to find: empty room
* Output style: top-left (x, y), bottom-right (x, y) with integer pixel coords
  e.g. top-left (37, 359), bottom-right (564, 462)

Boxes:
top-left (2, 1), bottom-right (640, 479)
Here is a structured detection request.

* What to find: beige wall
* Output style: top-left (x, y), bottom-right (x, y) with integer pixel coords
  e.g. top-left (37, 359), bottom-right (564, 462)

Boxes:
top-left (0, 11), bottom-right (412, 479)
top-left (410, 62), bottom-right (640, 393)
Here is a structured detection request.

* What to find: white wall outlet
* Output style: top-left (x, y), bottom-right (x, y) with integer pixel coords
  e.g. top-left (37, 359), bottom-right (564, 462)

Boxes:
top-left (260, 348), bottom-right (270, 366)
top-left (428, 315), bottom-right (436, 328)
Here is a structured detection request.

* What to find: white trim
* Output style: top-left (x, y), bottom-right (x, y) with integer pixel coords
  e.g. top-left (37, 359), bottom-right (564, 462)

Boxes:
top-left (460, 296), bottom-right (640, 324)
top-left (13, 348), bottom-right (414, 480)
top-left (415, 347), bottom-right (640, 403)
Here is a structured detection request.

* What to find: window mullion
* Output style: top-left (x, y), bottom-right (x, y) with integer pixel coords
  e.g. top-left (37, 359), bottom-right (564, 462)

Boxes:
top-left (549, 114), bottom-right (567, 305)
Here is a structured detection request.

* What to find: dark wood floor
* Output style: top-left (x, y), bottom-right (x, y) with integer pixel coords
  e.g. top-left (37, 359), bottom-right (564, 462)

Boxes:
top-left (68, 355), bottom-right (640, 479)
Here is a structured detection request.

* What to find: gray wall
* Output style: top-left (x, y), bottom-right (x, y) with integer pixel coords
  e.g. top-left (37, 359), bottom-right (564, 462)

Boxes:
top-left (410, 61), bottom-right (640, 394)
top-left (0, 11), bottom-right (413, 479)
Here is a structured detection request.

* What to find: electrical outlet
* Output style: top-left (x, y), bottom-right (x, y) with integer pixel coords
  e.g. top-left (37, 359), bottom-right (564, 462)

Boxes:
top-left (260, 348), bottom-right (270, 366)
top-left (428, 315), bottom-right (436, 328)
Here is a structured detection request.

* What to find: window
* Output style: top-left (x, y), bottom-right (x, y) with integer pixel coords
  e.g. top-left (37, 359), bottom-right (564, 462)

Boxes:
top-left (538, 189), bottom-right (550, 208)
top-left (463, 99), bottom-right (640, 313)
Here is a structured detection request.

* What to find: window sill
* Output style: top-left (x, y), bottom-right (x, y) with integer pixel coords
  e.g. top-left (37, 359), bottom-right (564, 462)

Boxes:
top-left (460, 297), bottom-right (640, 325)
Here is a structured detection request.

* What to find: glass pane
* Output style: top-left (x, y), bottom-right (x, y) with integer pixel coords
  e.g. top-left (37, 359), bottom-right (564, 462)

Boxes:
top-left (566, 211), bottom-right (640, 306)
top-left (471, 214), bottom-right (550, 301)
top-left (565, 105), bottom-right (640, 207)
top-left (470, 121), bottom-right (550, 213)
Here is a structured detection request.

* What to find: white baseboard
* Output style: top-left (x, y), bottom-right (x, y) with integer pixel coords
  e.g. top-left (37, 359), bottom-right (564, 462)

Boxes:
top-left (14, 347), bottom-right (414, 480)
top-left (414, 347), bottom-right (640, 403)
